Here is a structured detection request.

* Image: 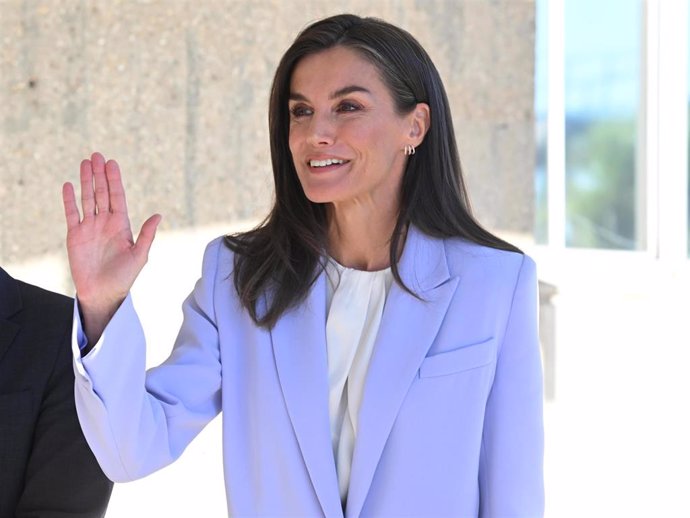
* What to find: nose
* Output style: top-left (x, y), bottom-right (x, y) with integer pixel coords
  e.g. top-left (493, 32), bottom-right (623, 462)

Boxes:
top-left (306, 112), bottom-right (335, 147)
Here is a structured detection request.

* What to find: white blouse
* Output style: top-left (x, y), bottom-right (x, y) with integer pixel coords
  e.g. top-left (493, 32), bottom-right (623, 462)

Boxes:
top-left (325, 258), bottom-right (393, 505)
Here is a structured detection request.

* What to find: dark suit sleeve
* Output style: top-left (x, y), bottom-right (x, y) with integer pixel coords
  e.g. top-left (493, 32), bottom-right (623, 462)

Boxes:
top-left (14, 306), bottom-right (113, 518)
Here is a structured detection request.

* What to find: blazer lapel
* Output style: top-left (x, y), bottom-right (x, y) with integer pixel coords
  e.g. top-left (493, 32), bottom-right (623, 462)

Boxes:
top-left (346, 228), bottom-right (459, 517)
top-left (0, 268), bottom-right (22, 364)
top-left (271, 272), bottom-right (344, 518)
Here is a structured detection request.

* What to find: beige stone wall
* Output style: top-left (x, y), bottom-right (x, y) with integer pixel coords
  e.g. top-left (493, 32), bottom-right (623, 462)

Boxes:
top-left (0, 0), bottom-right (535, 265)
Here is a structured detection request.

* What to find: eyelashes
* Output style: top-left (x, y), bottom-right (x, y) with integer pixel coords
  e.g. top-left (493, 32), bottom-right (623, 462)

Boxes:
top-left (337, 101), bottom-right (362, 113)
top-left (289, 101), bottom-right (364, 119)
top-left (289, 105), bottom-right (313, 118)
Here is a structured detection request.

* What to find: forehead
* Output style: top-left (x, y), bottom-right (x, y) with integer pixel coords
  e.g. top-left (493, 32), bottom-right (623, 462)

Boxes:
top-left (289, 46), bottom-right (387, 95)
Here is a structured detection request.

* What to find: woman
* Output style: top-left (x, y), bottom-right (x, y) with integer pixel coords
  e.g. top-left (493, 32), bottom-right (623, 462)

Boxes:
top-left (63, 14), bottom-right (543, 518)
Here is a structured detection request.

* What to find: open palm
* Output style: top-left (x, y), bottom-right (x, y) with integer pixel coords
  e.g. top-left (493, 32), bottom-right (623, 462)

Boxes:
top-left (62, 152), bottom-right (160, 342)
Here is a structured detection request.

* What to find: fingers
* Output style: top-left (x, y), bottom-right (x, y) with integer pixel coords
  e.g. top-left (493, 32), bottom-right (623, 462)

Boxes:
top-left (72, 153), bottom-right (152, 244)
top-left (133, 214), bottom-right (162, 263)
top-left (79, 159), bottom-right (95, 218)
top-left (105, 159), bottom-right (128, 214)
top-left (79, 153), bottom-right (126, 217)
top-left (91, 152), bottom-right (110, 214)
top-left (62, 182), bottom-right (81, 230)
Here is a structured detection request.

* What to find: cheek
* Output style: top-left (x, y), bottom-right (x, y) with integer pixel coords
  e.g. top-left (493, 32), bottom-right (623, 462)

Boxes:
top-left (288, 127), bottom-right (298, 153)
top-left (352, 121), bottom-right (398, 152)
top-left (288, 129), bottom-right (311, 167)
top-left (346, 122), bottom-right (375, 142)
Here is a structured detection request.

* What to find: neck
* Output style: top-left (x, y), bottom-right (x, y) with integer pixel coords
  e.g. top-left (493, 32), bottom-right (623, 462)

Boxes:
top-left (326, 199), bottom-right (400, 271)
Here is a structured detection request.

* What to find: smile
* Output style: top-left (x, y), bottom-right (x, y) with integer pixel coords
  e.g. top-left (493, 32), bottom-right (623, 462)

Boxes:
top-left (309, 158), bottom-right (347, 168)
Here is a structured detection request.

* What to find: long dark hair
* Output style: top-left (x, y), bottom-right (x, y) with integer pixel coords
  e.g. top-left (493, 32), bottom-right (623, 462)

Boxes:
top-left (225, 14), bottom-right (520, 328)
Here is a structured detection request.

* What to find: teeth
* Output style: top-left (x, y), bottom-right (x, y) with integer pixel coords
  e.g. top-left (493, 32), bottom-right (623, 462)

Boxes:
top-left (309, 158), bottom-right (345, 167)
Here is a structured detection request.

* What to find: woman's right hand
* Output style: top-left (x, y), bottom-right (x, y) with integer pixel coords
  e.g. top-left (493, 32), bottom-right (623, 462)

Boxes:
top-left (62, 152), bottom-right (161, 346)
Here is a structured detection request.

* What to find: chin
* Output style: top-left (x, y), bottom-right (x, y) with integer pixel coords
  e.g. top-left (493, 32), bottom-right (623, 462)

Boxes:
top-left (300, 188), bottom-right (337, 204)
top-left (297, 179), bottom-right (342, 204)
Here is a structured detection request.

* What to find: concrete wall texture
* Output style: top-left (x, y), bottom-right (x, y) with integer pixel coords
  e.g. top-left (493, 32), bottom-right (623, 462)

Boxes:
top-left (1, 0), bottom-right (535, 266)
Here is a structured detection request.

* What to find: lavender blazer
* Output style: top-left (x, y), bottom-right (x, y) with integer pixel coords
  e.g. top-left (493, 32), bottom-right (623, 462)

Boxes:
top-left (73, 226), bottom-right (544, 517)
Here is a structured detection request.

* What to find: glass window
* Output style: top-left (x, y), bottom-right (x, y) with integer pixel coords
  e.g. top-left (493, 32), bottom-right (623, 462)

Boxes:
top-left (564, 0), bottom-right (642, 249)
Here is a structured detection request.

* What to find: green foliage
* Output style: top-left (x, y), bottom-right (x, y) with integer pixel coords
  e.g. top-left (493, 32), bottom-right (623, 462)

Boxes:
top-left (565, 117), bottom-right (637, 249)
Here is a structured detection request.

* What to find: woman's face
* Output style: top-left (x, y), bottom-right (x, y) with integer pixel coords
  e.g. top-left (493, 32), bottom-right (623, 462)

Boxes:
top-left (288, 46), bottom-right (414, 209)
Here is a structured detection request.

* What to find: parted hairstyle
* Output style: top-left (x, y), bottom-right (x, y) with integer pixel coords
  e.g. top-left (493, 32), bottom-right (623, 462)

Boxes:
top-left (225, 13), bottom-right (520, 328)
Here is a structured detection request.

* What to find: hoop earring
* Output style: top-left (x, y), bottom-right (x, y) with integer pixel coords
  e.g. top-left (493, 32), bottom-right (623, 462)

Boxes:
top-left (404, 144), bottom-right (416, 156)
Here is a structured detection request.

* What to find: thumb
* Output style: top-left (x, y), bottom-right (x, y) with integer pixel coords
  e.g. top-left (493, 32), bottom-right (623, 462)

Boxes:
top-left (133, 214), bottom-right (162, 264)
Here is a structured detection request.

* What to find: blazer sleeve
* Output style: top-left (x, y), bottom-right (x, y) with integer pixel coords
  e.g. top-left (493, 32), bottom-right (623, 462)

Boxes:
top-left (478, 255), bottom-right (545, 518)
top-left (15, 302), bottom-right (113, 518)
top-left (73, 238), bottom-right (223, 482)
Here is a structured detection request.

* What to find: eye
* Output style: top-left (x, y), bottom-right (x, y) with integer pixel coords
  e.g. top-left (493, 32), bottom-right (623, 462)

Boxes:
top-left (337, 100), bottom-right (362, 113)
top-left (289, 104), bottom-right (312, 119)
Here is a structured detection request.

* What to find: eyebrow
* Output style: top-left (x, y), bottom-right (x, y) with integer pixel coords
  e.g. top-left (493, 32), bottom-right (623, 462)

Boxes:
top-left (289, 85), bottom-right (372, 102)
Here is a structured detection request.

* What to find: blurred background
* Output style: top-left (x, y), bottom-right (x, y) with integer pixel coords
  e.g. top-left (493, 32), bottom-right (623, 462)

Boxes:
top-left (1, 0), bottom-right (689, 516)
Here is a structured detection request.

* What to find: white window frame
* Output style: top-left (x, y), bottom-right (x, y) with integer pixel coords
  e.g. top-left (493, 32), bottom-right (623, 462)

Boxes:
top-left (537, 0), bottom-right (689, 271)
top-left (644, 0), bottom-right (689, 263)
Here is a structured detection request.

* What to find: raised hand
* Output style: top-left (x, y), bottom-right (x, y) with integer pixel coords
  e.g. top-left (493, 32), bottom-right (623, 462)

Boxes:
top-left (62, 152), bottom-right (161, 345)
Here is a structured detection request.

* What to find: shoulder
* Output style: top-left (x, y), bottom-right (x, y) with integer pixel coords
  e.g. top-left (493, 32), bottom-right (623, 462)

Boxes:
top-left (17, 281), bottom-right (72, 313)
top-left (201, 235), bottom-right (235, 277)
top-left (434, 237), bottom-right (538, 342)
top-left (0, 267), bottom-right (72, 321)
top-left (189, 236), bottom-right (239, 302)
top-left (15, 282), bottom-right (73, 343)
top-left (204, 235), bottom-right (230, 260)
top-left (0, 271), bottom-right (73, 368)
top-left (441, 236), bottom-right (536, 287)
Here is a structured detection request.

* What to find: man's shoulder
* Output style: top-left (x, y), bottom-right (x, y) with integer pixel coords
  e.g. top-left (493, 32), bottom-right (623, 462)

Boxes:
top-left (0, 267), bottom-right (73, 322)
top-left (16, 280), bottom-right (72, 311)
top-left (16, 283), bottom-right (74, 342)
